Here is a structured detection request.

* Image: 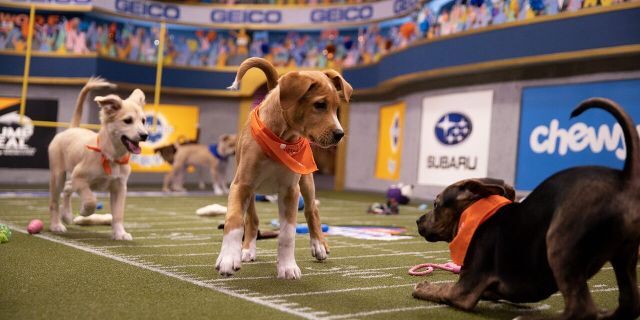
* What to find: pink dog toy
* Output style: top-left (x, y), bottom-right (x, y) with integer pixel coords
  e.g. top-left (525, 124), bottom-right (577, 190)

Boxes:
top-left (408, 262), bottom-right (461, 276)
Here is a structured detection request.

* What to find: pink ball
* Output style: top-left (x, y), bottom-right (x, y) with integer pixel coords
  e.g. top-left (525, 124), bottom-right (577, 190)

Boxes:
top-left (27, 219), bottom-right (43, 235)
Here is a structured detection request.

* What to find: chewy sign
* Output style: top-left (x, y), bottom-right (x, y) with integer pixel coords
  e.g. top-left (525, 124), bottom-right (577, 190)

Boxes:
top-left (515, 79), bottom-right (640, 190)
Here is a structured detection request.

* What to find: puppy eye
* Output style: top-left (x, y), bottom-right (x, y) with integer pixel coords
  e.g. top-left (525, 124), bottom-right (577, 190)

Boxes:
top-left (123, 117), bottom-right (133, 124)
top-left (314, 101), bottom-right (327, 110)
top-left (141, 118), bottom-right (146, 125)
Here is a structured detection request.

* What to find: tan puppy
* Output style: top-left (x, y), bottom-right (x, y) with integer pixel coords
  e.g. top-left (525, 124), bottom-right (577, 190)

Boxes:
top-left (216, 57), bottom-right (352, 279)
top-left (162, 134), bottom-right (238, 195)
top-left (48, 78), bottom-right (148, 240)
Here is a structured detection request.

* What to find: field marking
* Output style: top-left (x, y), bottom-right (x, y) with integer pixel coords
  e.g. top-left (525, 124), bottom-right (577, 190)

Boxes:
top-left (97, 242), bottom-right (218, 249)
top-left (1, 220), bottom-right (329, 320)
top-left (324, 305), bottom-right (447, 320)
top-left (260, 281), bottom-right (455, 299)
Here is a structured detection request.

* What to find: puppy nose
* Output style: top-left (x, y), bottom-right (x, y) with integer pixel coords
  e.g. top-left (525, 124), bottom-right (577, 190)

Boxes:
top-left (332, 129), bottom-right (344, 142)
top-left (139, 133), bottom-right (149, 142)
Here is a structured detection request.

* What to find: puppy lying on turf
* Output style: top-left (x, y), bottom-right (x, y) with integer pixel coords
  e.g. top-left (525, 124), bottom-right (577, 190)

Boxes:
top-left (216, 57), bottom-right (351, 279)
top-left (414, 98), bottom-right (640, 319)
top-left (48, 78), bottom-right (148, 240)
top-left (161, 134), bottom-right (237, 195)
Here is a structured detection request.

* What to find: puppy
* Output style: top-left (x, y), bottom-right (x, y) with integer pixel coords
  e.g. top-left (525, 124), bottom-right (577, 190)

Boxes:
top-left (216, 57), bottom-right (352, 279)
top-left (48, 78), bottom-right (148, 240)
top-left (161, 134), bottom-right (238, 195)
top-left (414, 98), bottom-right (640, 319)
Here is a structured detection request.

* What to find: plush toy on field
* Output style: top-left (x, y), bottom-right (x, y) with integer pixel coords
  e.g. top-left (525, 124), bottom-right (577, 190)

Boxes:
top-left (0, 224), bottom-right (11, 243)
top-left (368, 183), bottom-right (414, 215)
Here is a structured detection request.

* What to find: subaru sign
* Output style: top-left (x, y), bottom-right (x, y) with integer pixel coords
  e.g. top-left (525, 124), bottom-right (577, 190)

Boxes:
top-left (515, 79), bottom-right (640, 190)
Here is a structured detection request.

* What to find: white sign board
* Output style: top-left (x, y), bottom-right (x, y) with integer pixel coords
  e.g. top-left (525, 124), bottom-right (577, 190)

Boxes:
top-left (417, 90), bottom-right (493, 186)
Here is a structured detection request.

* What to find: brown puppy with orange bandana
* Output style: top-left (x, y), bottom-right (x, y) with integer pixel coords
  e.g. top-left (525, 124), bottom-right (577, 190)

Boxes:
top-left (217, 57), bottom-right (351, 279)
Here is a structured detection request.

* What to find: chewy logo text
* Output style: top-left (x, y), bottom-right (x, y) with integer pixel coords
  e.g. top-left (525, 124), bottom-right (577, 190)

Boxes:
top-left (529, 119), bottom-right (640, 160)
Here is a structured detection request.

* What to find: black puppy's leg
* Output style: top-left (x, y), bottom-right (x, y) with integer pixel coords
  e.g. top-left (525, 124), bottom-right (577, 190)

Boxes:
top-left (413, 275), bottom-right (496, 310)
top-left (601, 242), bottom-right (640, 320)
top-left (548, 251), bottom-right (599, 320)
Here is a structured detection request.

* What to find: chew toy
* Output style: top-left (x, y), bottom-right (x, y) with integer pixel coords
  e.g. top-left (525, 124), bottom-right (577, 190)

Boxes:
top-left (408, 262), bottom-right (461, 276)
top-left (0, 224), bottom-right (11, 243)
top-left (27, 219), bottom-right (43, 234)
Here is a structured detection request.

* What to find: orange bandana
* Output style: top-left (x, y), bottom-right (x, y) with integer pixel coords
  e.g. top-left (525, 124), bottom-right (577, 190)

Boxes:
top-left (86, 137), bottom-right (130, 175)
top-left (449, 195), bottom-right (512, 266)
top-left (249, 106), bottom-right (317, 175)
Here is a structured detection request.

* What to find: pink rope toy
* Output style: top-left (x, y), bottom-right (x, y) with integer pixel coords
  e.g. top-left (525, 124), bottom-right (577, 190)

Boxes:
top-left (408, 262), bottom-right (461, 276)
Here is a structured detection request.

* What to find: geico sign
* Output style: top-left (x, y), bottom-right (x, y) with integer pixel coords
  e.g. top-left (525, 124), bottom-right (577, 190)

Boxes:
top-left (310, 5), bottom-right (374, 23)
top-left (393, 0), bottom-right (418, 14)
top-left (529, 119), bottom-right (640, 160)
top-left (115, 0), bottom-right (180, 20)
top-left (210, 9), bottom-right (282, 24)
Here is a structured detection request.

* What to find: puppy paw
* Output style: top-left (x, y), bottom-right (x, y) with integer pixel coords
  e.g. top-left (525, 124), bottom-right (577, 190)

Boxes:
top-left (216, 250), bottom-right (242, 276)
top-left (50, 223), bottom-right (67, 233)
top-left (310, 238), bottom-right (328, 261)
top-left (112, 231), bottom-right (133, 241)
top-left (277, 263), bottom-right (301, 280)
top-left (61, 212), bottom-right (73, 225)
top-left (241, 248), bottom-right (256, 262)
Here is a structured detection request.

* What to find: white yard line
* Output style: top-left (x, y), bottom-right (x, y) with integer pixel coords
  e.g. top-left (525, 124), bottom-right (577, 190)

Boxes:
top-left (260, 281), bottom-right (455, 299)
top-left (98, 242), bottom-right (218, 249)
top-left (0, 220), bottom-right (328, 320)
top-left (323, 305), bottom-right (447, 320)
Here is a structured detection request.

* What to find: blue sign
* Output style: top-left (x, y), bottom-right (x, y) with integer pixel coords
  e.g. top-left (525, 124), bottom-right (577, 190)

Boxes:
top-left (515, 79), bottom-right (640, 190)
top-left (435, 112), bottom-right (472, 145)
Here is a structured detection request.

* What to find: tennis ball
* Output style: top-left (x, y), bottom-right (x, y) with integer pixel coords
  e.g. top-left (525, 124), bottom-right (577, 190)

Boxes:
top-left (0, 224), bottom-right (11, 243)
top-left (27, 219), bottom-right (43, 235)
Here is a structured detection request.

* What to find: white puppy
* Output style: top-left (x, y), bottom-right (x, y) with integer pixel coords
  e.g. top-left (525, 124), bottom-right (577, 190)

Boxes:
top-left (48, 78), bottom-right (148, 240)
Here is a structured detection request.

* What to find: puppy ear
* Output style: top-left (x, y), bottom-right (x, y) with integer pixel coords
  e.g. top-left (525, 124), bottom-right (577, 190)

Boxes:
top-left (462, 178), bottom-right (516, 200)
top-left (279, 72), bottom-right (314, 110)
top-left (127, 89), bottom-right (146, 106)
top-left (94, 94), bottom-right (123, 114)
top-left (323, 70), bottom-right (353, 103)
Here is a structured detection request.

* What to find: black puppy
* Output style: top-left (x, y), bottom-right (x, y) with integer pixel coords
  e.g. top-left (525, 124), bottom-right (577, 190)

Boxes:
top-left (415, 98), bottom-right (640, 320)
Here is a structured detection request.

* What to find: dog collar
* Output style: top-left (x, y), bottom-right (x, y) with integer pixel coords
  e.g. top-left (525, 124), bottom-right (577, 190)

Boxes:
top-left (86, 137), bottom-right (130, 175)
top-left (208, 144), bottom-right (229, 161)
top-left (448, 195), bottom-right (512, 266)
top-left (249, 106), bottom-right (317, 174)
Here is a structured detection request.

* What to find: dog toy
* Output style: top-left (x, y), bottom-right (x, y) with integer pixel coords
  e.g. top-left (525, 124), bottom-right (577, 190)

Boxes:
top-left (295, 223), bottom-right (329, 234)
top-left (0, 224), bottom-right (11, 243)
top-left (195, 204), bottom-right (227, 216)
top-left (27, 219), bottom-right (44, 234)
top-left (96, 201), bottom-right (104, 210)
top-left (408, 262), bottom-right (461, 276)
top-left (73, 213), bottom-right (112, 225)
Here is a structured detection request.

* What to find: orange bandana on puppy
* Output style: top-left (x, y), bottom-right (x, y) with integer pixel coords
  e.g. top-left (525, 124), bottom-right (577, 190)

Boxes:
top-left (249, 106), bottom-right (318, 175)
top-left (86, 137), bottom-right (130, 175)
top-left (449, 195), bottom-right (512, 266)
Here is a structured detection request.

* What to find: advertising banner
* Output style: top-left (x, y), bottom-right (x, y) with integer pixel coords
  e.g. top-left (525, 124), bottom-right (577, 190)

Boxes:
top-left (130, 104), bottom-right (198, 172)
top-left (516, 79), bottom-right (640, 190)
top-left (418, 91), bottom-right (493, 186)
top-left (375, 101), bottom-right (404, 181)
top-left (3, 0), bottom-right (419, 29)
top-left (0, 97), bottom-right (58, 169)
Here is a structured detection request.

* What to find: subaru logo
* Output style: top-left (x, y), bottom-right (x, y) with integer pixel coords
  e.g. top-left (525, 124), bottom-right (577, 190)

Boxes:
top-left (435, 112), bottom-right (472, 145)
top-left (144, 112), bottom-right (174, 146)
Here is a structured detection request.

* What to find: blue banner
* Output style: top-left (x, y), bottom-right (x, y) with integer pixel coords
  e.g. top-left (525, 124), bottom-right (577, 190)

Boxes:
top-left (515, 79), bottom-right (640, 190)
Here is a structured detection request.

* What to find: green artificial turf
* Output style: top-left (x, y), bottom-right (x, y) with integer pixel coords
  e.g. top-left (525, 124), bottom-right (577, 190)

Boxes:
top-left (0, 191), bottom-right (629, 319)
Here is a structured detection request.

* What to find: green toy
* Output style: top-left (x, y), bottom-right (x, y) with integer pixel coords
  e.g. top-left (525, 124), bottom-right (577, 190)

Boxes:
top-left (0, 224), bottom-right (11, 243)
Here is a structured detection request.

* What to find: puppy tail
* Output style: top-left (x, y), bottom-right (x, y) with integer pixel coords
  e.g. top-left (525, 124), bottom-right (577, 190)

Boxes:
top-left (571, 98), bottom-right (640, 186)
top-left (70, 77), bottom-right (116, 128)
top-left (227, 57), bottom-right (278, 92)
